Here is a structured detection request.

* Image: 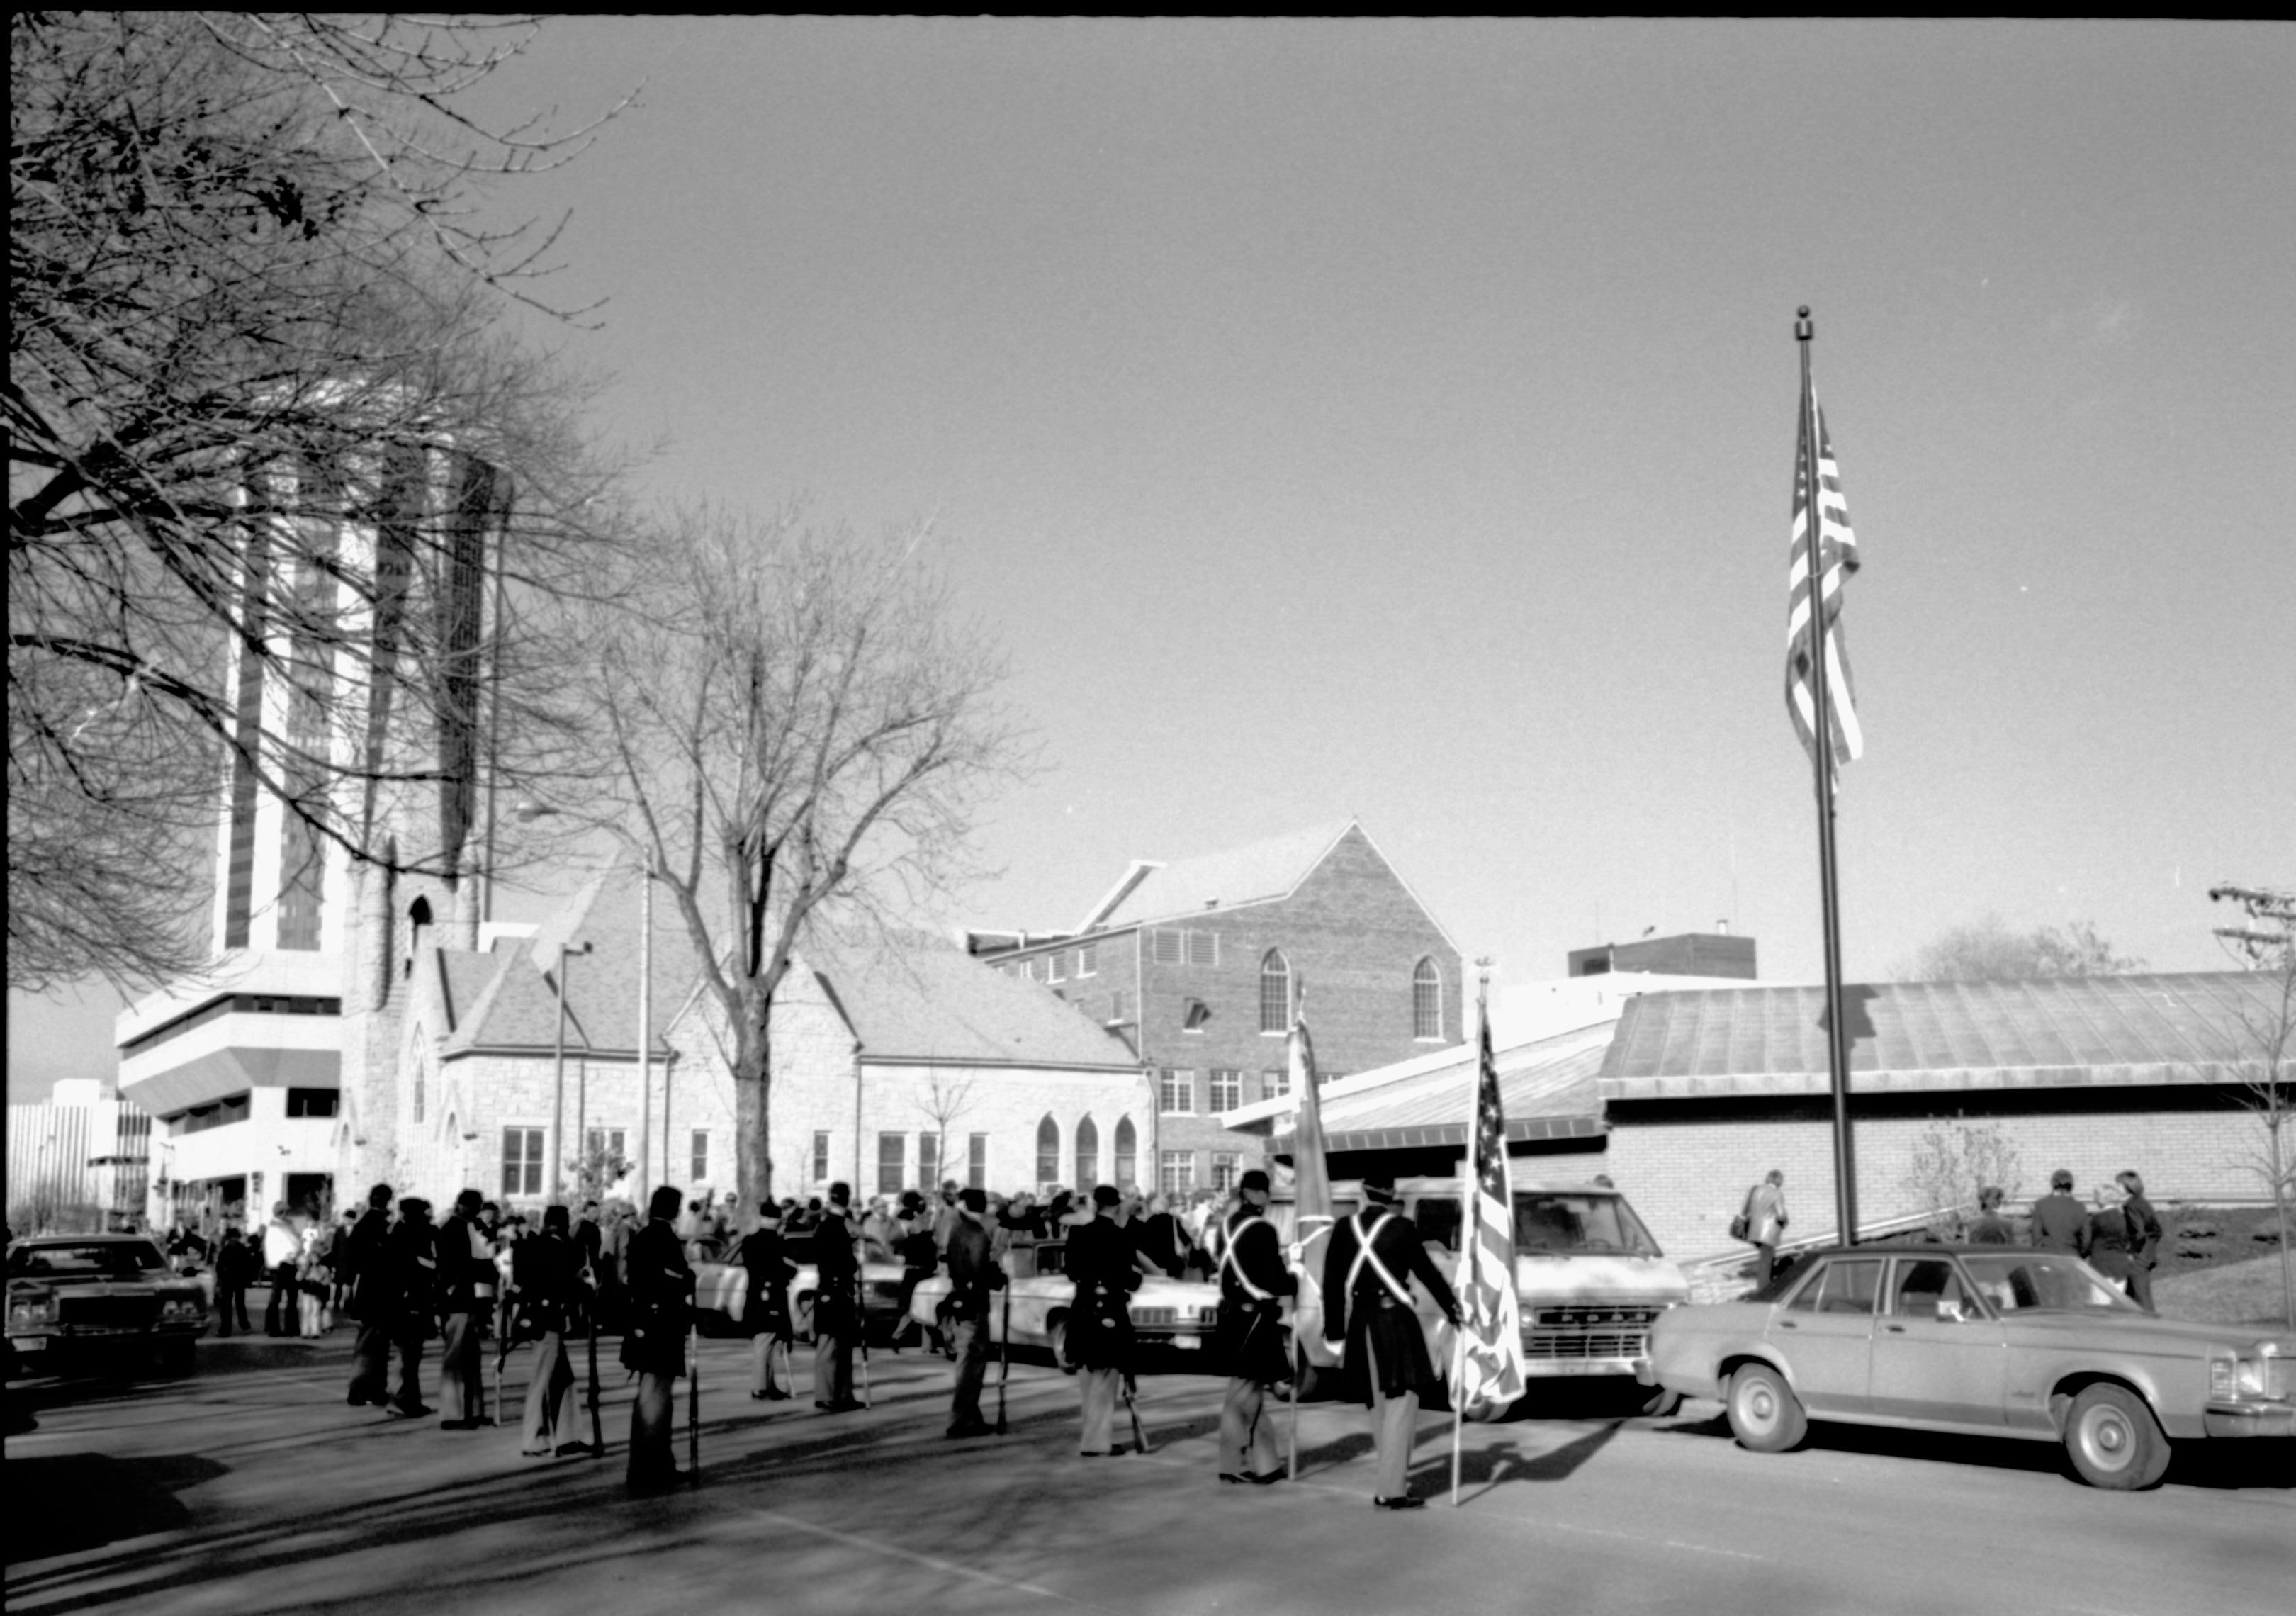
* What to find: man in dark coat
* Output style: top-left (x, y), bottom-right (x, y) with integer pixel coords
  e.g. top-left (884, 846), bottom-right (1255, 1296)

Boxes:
top-left (892, 1189), bottom-right (938, 1350)
top-left (942, 1189), bottom-right (1006, 1437)
top-left (1215, 1169), bottom-right (1295, 1484)
top-left (213, 1227), bottom-right (257, 1336)
top-left (2116, 1171), bottom-right (2163, 1311)
top-left (344, 1183), bottom-right (396, 1406)
top-left (811, 1183), bottom-right (865, 1412)
top-left (2030, 1170), bottom-right (2087, 1252)
top-left (1319, 1176), bottom-right (1459, 1510)
top-left (623, 1184), bottom-right (694, 1490)
top-left (1066, 1184), bottom-right (1153, 1456)
top-left (741, 1201), bottom-right (799, 1401)
top-left (435, 1189), bottom-right (493, 1428)
top-left (382, 1197), bottom-right (439, 1417)
top-left (514, 1204), bottom-right (590, 1456)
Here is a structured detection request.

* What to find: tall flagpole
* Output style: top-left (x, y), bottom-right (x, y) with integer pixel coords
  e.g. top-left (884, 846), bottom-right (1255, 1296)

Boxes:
top-left (1796, 306), bottom-right (1858, 1247)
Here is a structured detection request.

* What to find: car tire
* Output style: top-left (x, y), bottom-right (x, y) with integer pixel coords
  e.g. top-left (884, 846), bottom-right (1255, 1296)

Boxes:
top-left (1047, 1316), bottom-right (1079, 1375)
top-left (1726, 1363), bottom-right (1806, 1453)
top-left (2064, 1384), bottom-right (2171, 1491)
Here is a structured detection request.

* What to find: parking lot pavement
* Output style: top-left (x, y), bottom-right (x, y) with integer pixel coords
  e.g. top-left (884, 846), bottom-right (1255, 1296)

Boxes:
top-left (7, 1337), bottom-right (2292, 1616)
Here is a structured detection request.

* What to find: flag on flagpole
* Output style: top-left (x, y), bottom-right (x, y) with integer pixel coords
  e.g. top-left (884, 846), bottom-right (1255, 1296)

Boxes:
top-left (1451, 998), bottom-right (1526, 1414)
top-left (1287, 999), bottom-right (1332, 1235)
top-left (1786, 398), bottom-right (1864, 770)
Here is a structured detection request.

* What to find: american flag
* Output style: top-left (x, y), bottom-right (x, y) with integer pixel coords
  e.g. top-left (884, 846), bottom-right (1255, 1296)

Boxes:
top-left (1786, 398), bottom-right (1864, 772)
top-left (1451, 998), bottom-right (1526, 1413)
top-left (1288, 1001), bottom-right (1332, 1233)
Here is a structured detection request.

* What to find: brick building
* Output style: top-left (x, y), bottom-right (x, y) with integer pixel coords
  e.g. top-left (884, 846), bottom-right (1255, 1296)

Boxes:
top-left (971, 821), bottom-right (1463, 1198)
top-left (1226, 971), bottom-right (2285, 1264)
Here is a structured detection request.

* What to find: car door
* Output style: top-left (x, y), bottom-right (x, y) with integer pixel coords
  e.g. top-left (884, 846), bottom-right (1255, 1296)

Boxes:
top-left (1767, 1257), bottom-right (1881, 1414)
top-left (1869, 1257), bottom-right (2008, 1427)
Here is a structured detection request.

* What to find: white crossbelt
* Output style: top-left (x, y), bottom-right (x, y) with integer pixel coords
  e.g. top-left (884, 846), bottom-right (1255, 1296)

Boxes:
top-left (1344, 1211), bottom-right (1412, 1309)
top-left (1220, 1213), bottom-right (1273, 1302)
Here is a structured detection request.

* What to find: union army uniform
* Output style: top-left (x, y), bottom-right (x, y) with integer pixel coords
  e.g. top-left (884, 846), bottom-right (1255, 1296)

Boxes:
top-left (740, 1210), bottom-right (799, 1400)
top-left (943, 1190), bottom-right (1006, 1437)
top-left (512, 1215), bottom-right (588, 1456)
top-left (1318, 1178), bottom-right (1458, 1509)
top-left (810, 1189), bottom-right (865, 1412)
top-left (1215, 1172), bottom-right (1296, 1483)
top-left (622, 1191), bottom-right (694, 1490)
top-left (1065, 1189), bottom-right (1144, 1456)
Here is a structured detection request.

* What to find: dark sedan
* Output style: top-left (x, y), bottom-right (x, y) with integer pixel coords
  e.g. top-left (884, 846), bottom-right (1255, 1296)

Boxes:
top-left (7, 1234), bottom-right (210, 1376)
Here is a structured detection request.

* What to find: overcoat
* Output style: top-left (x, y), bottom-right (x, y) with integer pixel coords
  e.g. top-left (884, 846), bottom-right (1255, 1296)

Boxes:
top-left (738, 1227), bottom-right (798, 1342)
top-left (1213, 1206), bottom-right (1296, 1384)
top-left (1318, 1207), bottom-right (1458, 1406)
top-left (620, 1218), bottom-right (693, 1378)
top-left (1061, 1216), bottom-right (1139, 1371)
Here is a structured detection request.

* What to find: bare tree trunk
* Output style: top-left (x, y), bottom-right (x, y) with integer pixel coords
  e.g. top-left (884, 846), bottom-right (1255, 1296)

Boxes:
top-left (2273, 1118), bottom-right (2294, 1331)
top-left (733, 997), bottom-right (772, 1211)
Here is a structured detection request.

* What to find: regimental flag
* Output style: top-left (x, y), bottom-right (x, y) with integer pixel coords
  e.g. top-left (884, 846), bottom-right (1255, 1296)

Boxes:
top-left (1288, 997), bottom-right (1332, 1234)
top-left (1786, 398), bottom-right (1864, 772)
top-left (1451, 997), bottom-right (1526, 1413)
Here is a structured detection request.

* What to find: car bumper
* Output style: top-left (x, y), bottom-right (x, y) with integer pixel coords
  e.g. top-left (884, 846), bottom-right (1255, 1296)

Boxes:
top-left (2203, 1402), bottom-right (2296, 1438)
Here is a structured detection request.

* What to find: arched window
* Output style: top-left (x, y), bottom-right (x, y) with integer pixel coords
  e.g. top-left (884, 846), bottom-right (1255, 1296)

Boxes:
top-left (1113, 1117), bottom-right (1137, 1189)
top-left (404, 894), bottom-right (432, 982)
top-left (1259, 949), bottom-right (1291, 1034)
top-left (1074, 1115), bottom-right (1099, 1191)
top-left (1035, 1115), bottom-right (1059, 1188)
top-left (1413, 958), bottom-right (1443, 1040)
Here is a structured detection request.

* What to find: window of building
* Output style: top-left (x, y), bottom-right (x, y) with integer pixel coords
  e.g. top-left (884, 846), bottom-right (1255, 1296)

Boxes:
top-left (1187, 930), bottom-right (1217, 967)
top-left (1413, 958), bottom-right (1444, 1040)
top-left (1259, 950), bottom-right (1290, 1033)
top-left (286, 1088), bottom-right (339, 1118)
top-left (1208, 1069), bottom-right (1243, 1111)
top-left (877, 1132), bottom-right (906, 1195)
top-left (919, 1131), bottom-right (939, 1189)
top-left (177, 1093), bottom-right (253, 1135)
top-left (1211, 1152), bottom-right (1242, 1193)
top-left (586, 1128), bottom-right (627, 1172)
top-left (1074, 1115), bottom-right (1098, 1190)
top-left (1036, 1116), bottom-right (1059, 1186)
top-left (1077, 944), bottom-right (1098, 977)
top-left (1159, 1151), bottom-right (1195, 1196)
top-left (1047, 951), bottom-right (1065, 984)
top-left (502, 1128), bottom-right (544, 1199)
top-left (1183, 997), bottom-right (1210, 1032)
top-left (1263, 1065), bottom-right (1288, 1100)
top-left (811, 1131), bottom-right (831, 1184)
top-left (1150, 928), bottom-right (1218, 967)
top-left (1159, 1068), bottom-right (1195, 1115)
top-left (413, 1065), bottom-right (424, 1123)
top-left (1105, 989), bottom-right (1129, 1024)
top-left (1149, 929), bottom-right (1182, 965)
top-left (968, 1133), bottom-right (988, 1190)
top-left (1113, 1117), bottom-right (1136, 1189)
top-left (690, 1130), bottom-right (709, 1184)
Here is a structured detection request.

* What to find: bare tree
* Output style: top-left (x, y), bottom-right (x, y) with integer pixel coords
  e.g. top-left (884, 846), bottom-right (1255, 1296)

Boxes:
top-left (913, 1069), bottom-right (978, 1190)
top-left (1901, 1120), bottom-right (2024, 1242)
top-left (1890, 915), bottom-right (2144, 983)
top-left (574, 507), bottom-right (1029, 1209)
top-left (10, 13), bottom-right (630, 992)
top-left (2210, 883), bottom-right (2295, 1329)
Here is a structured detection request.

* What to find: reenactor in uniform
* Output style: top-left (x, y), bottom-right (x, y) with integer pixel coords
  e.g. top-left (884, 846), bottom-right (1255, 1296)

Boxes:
top-left (1065, 1184), bottom-right (1153, 1456)
top-left (382, 1196), bottom-right (439, 1418)
top-left (741, 1201), bottom-right (799, 1400)
top-left (1319, 1176), bottom-right (1458, 1510)
top-left (811, 1182), bottom-right (865, 1412)
top-left (436, 1189), bottom-right (494, 1428)
top-left (942, 1189), bottom-right (1005, 1437)
top-left (1214, 1169), bottom-right (1295, 1484)
top-left (623, 1183), bottom-right (694, 1491)
top-left (344, 1183), bottom-right (395, 1407)
top-left (514, 1204), bottom-right (590, 1456)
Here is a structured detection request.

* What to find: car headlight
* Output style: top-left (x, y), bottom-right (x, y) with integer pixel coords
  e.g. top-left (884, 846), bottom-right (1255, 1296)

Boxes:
top-left (9, 1296), bottom-right (57, 1328)
top-left (2212, 1353), bottom-right (2289, 1402)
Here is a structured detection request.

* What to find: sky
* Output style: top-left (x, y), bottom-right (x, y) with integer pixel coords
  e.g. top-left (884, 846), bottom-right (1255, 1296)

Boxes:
top-left (11, 18), bottom-right (2294, 1101)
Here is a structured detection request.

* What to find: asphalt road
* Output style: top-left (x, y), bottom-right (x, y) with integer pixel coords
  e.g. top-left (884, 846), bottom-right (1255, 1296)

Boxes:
top-left (6, 1334), bottom-right (2290, 1616)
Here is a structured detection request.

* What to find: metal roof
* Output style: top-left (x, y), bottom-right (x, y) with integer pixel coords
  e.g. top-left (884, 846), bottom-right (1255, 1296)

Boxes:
top-left (1269, 1021), bottom-right (1614, 1155)
top-left (1597, 972), bottom-right (2279, 1099)
top-left (1084, 820), bottom-right (1356, 931)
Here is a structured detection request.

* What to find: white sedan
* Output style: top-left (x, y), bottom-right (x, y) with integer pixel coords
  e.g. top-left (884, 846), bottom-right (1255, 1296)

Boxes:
top-left (690, 1235), bottom-right (910, 1341)
top-left (908, 1240), bottom-right (1224, 1369)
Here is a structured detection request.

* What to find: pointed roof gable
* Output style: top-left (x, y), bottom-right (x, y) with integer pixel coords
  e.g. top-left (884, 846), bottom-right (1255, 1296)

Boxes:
top-left (1082, 819), bottom-right (1357, 931)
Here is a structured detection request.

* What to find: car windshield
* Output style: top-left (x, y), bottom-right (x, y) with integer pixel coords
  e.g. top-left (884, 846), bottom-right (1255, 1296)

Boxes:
top-left (9, 1240), bottom-right (167, 1279)
top-left (1512, 1194), bottom-right (1662, 1257)
top-left (1959, 1253), bottom-right (2143, 1315)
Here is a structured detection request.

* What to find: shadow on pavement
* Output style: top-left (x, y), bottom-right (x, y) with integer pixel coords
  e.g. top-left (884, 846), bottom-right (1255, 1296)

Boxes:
top-left (3, 1453), bottom-right (230, 1563)
top-left (1417, 1418), bottom-right (1623, 1503)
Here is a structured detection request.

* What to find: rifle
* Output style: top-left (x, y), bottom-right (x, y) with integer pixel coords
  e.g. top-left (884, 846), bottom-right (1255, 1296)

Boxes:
top-left (687, 1315), bottom-right (700, 1486)
top-left (1121, 1371), bottom-right (1148, 1456)
top-left (994, 1282), bottom-right (1011, 1435)
top-left (585, 1274), bottom-right (604, 1457)
top-left (492, 1289), bottom-right (513, 1433)
top-left (855, 1269), bottom-right (871, 1408)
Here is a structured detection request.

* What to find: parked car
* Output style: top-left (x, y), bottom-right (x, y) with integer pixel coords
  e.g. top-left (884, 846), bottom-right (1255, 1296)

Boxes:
top-left (908, 1240), bottom-right (1225, 1369)
top-left (1648, 1244), bottom-right (2295, 1489)
top-left (1281, 1177), bottom-right (1692, 1417)
top-left (7, 1234), bottom-right (210, 1376)
top-left (690, 1235), bottom-right (909, 1340)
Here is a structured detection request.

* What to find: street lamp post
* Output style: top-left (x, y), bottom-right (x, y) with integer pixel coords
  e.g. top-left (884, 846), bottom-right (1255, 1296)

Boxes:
top-left (636, 848), bottom-right (653, 1209)
top-left (550, 939), bottom-right (592, 1205)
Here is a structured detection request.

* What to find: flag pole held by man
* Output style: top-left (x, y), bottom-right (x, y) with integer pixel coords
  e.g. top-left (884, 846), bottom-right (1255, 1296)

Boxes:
top-left (1284, 982), bottom-right (1334, 1482)
top-left (1451, 975), bottom-right (1529, 1506)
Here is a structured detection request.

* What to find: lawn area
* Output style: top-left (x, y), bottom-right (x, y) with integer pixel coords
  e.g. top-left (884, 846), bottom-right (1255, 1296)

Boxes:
top-left (2153, 1202), bottom-right (2290, 1281)
top-left (2153, 1252), bottom-right (2296, 1330)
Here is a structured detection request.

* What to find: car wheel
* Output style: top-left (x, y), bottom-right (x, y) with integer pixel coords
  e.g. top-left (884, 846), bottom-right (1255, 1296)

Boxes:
top-left (1047, 1317), bottom-right (1079, 1375)
top-left (2064, 1384), bottom-right (2171, 1490)
top-left (1726, 1363), bottom-right (1806, 1453)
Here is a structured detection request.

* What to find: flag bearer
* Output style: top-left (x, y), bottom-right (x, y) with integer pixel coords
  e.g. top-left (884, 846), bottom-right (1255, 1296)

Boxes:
top-left (1318, 1176), bottom-right (1459, 1510)
top-left (1215, 1169), bottom-right (1295, 1485)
